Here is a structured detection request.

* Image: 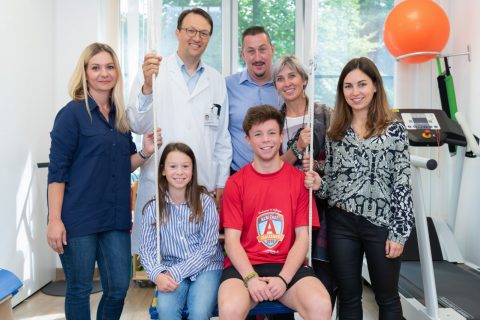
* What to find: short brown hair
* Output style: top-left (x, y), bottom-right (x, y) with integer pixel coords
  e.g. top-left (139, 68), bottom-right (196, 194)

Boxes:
top-left (241, 26), bottom-right (272, 48)
top-left (242, 105), bottom-right (284, 136)
top-left (177, 8), bottom-right (213, 35)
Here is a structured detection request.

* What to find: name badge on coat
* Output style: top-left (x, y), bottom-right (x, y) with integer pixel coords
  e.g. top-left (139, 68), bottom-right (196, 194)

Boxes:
top-left (204, 104), bottom-right (221, 127)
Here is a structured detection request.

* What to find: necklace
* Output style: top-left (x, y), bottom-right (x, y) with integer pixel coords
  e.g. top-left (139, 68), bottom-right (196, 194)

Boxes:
top-left (284, 105), bottom-right (308, 141)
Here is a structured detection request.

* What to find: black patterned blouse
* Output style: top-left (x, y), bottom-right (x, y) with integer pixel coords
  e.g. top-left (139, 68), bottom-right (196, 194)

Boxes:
top-left (316, 121), bottom-right (414, 244)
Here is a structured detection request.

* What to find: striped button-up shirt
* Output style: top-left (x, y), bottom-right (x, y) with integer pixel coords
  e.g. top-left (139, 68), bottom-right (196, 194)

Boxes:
top-left (139, 193), bottom-right (224, 283)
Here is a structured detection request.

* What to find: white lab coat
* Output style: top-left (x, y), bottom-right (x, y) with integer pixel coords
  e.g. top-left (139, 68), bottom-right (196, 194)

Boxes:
top-left (127, 53), bottom-right (232, 253)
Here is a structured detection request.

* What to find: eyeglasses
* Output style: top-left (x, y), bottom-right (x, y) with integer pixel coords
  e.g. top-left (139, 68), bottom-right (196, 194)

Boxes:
top-left (180, 27), bottom-right (211, 39)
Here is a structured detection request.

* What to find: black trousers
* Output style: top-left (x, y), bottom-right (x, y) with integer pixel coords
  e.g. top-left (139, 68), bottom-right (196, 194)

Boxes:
top-left (327, 207), bottom-right (402, 320)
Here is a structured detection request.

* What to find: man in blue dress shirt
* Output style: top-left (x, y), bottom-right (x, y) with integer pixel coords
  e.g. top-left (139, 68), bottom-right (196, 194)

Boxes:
top-left (227, 26), bottom-right (282, 174)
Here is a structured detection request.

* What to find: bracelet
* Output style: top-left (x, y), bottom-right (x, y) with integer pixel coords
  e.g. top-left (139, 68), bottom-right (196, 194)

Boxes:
top-left (243, 271), bottom-right (259, 287)
top-left (291, 142), bottom-right (303, 160)
top-left (277, 275), bottom-right (289, 288)
top-left (138, 149), bottom-right (150, 160)
top-left (314, 183), bottom-right (324, 197)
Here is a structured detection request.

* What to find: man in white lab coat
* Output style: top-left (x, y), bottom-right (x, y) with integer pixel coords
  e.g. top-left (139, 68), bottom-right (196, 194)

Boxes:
top-left (127, 8), bottom-right (231, 254)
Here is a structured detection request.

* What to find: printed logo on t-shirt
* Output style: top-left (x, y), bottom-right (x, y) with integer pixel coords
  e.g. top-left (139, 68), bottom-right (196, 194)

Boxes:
top-left (256, 209), bottom-right (285, 248)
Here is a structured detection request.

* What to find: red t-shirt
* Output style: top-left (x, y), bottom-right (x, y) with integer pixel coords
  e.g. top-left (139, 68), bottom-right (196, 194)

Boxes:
top-left (222, 162), bottom-right (319, 268)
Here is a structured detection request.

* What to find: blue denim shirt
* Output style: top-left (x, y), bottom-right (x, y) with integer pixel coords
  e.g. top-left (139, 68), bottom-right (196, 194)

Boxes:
top-left (226, 70), bottom-right (282, 171)
top-left (48, 97), bottom-right (137, 238)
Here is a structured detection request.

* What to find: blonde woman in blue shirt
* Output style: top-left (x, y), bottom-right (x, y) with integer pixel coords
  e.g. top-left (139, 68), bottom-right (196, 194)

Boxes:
top-left (305, 57), bottom-right (414, 319)
top-left (140, 142), bottom-right (223, 320)
top-left (47, 42), bottom-right (159, 320)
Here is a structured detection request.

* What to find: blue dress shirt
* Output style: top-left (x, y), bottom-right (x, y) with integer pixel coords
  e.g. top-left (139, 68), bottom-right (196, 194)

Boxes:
top-left (226, 70), bottom-right (282, 171)
top-left (175, 53), bottom-right (205, 94)
top-left (48, 97), bottom-right (137, 238)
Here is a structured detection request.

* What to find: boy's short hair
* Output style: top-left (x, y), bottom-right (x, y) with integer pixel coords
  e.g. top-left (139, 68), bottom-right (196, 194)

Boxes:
top-left (242, 105), bottom-right (284, 135)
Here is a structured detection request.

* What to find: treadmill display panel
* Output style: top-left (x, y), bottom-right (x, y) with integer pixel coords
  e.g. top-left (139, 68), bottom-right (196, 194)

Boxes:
top-left (401, 113), bottom-right (441, 130)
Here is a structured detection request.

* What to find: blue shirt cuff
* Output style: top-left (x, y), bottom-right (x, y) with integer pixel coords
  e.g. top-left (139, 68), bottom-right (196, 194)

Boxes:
top-left (168, 265), bottom-right (182, 283)
top-left (149, 266), bottom-right (166, 283)
top-left (138, 93), bottom-right (153, 112)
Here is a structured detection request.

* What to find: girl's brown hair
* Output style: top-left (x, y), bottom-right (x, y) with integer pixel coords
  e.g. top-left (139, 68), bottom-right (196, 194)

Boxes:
top-left (328, 57), bottom-right (394, 141)
top-left (145, 143), bottom-right (209, 224)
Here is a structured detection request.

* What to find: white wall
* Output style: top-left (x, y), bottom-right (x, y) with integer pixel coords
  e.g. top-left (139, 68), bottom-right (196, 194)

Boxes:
top-left (0, 0), bottom-right (56, 305)
top-left (395, 0), bottom-right (480, 266)
top-left (54, 0), bottom-right (120, 110)
top-left (0, 0), bottom-right (119, 305)
top-left (446, 0), bottom-right (480, 266)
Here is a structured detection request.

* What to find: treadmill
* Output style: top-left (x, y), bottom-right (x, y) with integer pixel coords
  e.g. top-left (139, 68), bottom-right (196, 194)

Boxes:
top-left (363, 108), bottom-right (480, 320)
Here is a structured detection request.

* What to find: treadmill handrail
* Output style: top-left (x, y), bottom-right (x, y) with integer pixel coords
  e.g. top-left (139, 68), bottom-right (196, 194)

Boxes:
top-left (456, 111), bottom-right (480, 156)
top-left (411, 159), bottom-right (440, 319)
top-left (411, 155), bottom-right (437, 171)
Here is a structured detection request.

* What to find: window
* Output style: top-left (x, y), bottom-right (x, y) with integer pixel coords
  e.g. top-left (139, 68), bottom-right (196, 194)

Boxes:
top-left (120, 0), bottom-right (223, 91)
top-left (237, 0), bottom-right (296, 70)
top-left (120, 0), bottom-right (394, 107)
top-left (314, 0), bottom-right (395, 107)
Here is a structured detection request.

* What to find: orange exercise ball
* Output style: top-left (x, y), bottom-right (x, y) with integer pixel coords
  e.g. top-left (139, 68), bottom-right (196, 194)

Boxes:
top-left (384, 0), bottom-right (450, 64)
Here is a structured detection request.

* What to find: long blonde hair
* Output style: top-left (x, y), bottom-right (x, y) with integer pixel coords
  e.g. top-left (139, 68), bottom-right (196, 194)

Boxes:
top-left (329, 57), bottom-right (394, 141)
top-left (68, 42), bottom-right (129, 133)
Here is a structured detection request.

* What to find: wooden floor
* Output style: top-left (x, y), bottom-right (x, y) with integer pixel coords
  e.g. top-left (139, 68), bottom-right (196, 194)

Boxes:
top-left (13, 281), bottom-right (379, 319)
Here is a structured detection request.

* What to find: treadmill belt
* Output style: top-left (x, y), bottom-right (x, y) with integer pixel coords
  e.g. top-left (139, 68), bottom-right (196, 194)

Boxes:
top-left (400, 261), bottom-right (480, 319)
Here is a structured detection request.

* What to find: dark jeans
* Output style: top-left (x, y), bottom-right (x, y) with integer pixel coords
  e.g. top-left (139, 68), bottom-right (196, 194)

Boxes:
top-left (327, 207), bottom-right (402, 320)
top-left (59, 230), bottom-right (131, 320)
top-left (313, 259), bottom-right (337, 308)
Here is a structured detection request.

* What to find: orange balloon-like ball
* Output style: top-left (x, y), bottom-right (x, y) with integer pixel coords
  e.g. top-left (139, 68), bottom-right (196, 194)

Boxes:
top-left (384, 0), bottom-right (450, 64)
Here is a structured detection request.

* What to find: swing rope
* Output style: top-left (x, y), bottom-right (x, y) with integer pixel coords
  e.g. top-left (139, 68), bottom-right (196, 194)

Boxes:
top-left (306, 0), bottom-right (318, 267)
top-left (148, 0), bottom-right (161, 265)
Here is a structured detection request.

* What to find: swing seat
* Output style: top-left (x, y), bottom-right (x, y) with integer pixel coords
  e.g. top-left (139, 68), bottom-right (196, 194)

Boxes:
top-left (149, 288), bottom-right (294, 319)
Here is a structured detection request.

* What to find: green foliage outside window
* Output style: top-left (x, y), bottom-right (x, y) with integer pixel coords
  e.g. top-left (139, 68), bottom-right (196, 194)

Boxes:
top-left (121, 0), bottom-right (395, 107)
top-left (237, 0), bottom-right (296, 68)
top-left (237, 0), bottom-right (394, 107)
top-left (161, 0), bottom-right (223, 72)
top-left (315, 0), bottom-right (395, 106)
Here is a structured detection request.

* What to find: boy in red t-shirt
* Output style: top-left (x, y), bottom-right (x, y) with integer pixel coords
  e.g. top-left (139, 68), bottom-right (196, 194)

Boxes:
top-left (218, 105), bottom-right (332, 319)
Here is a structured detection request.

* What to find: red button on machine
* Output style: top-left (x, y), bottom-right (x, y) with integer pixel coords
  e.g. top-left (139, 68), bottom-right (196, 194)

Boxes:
top-left (422, 129), bottom-right (432, 139)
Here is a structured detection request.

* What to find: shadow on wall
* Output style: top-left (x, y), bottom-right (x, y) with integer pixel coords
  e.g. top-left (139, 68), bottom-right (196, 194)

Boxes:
top-left (9, 153), bottom-right (55, 306)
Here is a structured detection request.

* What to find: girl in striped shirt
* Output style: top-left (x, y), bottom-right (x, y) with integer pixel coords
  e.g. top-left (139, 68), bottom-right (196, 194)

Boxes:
top-left (139, 142), bottom-right (224, 320)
